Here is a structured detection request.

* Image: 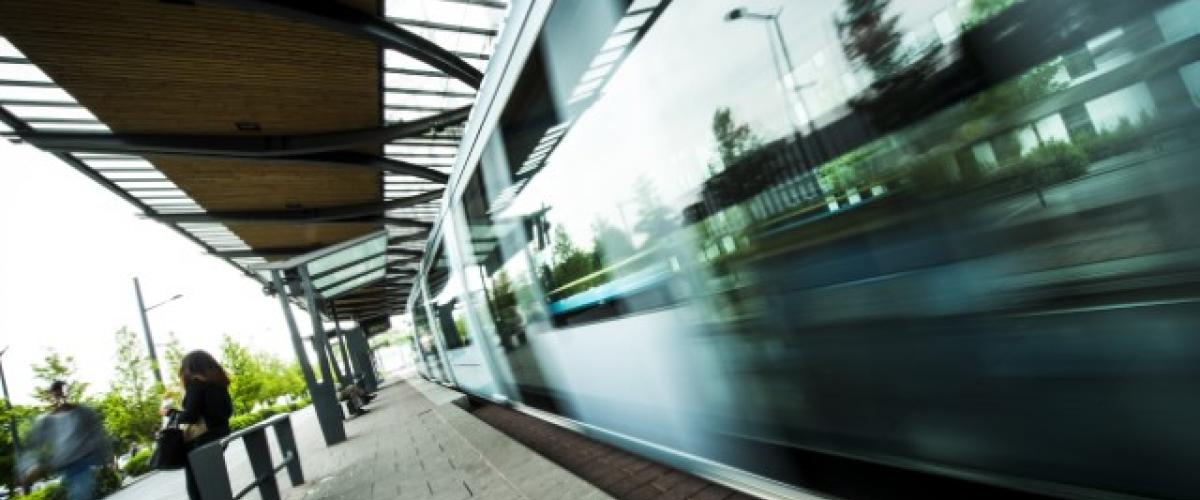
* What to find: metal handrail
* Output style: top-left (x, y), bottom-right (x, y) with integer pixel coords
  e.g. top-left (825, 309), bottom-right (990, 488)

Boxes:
top-left (189, 414), bottom-right (305, 500)
top-left (217, 414), bottom-right (290, 447)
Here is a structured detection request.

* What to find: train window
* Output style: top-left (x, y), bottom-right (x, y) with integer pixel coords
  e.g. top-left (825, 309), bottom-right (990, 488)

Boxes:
top-left (437, 0), bottom-right (1200, 496)
top-left (410, 290), bottom-right (446, 382)
top-left (448, 147), bottom-right (565, 408)
top-left (430, 0), bottom-right (1200, 495)
top-left (426, 241), bottom-right (473, 349)
top-left (477, 0), bottom-right (1200, 331)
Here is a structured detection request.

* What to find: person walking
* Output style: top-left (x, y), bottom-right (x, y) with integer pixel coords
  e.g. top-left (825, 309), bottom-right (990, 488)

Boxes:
top-left (17, 381), bottom-right (110, 500)
top-left (163, 350), bottom-right (233, 500)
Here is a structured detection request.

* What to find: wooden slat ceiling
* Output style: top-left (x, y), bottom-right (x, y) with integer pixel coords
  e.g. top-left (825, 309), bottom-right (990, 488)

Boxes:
top-left (0, 0), bottom-right (383, 253)
top-left (0, 0), bottom-right (514, 319)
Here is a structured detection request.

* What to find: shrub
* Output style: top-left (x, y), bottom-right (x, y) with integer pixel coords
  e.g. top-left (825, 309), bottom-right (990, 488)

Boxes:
top-left (287, 399), bottom-right (311, 412)
top-left (228, 403), bottom-right (303, 432)
top-left (228, 413), bottom-right (258, 432)
top-left (907, 151), bottom-right (961, 195)
top-left (122, 447), bottom-right (154, 478)
top-left (1017, 142), bottom-right (1088, 183)
top-left (22, 484), bottom-right (65, 500)
top-left (95, 466), bottom-right (122, 496)
top-left (1075, 119), bottom-right (1147, 162)
top-left (20, 466), bottom-right (119, 500)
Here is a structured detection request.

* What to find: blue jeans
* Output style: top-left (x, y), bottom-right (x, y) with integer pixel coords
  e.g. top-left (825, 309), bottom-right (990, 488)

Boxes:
top-left (60, 457), bottom-right (98, 500)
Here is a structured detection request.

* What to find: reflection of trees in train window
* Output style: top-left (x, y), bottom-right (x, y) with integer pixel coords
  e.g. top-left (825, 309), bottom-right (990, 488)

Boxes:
top-left (490, 0), bottom-right (1198, 328)
top-left (677, 0), bottom-right (1200, 308)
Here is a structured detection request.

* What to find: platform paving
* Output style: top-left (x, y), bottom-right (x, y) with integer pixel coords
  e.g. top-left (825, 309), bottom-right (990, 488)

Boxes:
top-left (111, 374), bottom-right (612, 500)
top-left (288, 377), bottom-right (612, 500)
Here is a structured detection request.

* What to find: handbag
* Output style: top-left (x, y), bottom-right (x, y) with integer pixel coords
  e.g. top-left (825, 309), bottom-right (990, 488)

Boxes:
top-left (149, 413), bottom-right (187, 470)
top-left (180, 419), bottom-right (207, 443)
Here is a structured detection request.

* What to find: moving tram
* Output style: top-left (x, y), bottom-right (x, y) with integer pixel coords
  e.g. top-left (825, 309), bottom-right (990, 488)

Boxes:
top-left (407, 0), bottom-right (1200, 498)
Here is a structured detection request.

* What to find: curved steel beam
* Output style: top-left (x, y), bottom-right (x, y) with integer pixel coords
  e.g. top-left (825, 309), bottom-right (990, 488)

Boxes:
top-left (152, 189), bottom-right (442, 224)
top-left (220, 234), bottom-right (428, 259)
top-left (20, 106), bottom-right (471, 157)
top-left (291, 151), bottom-right (449, 183)
top-left (383, 218), bottom-right (434, 230)
top-left (201, 0), bottom-right (483, 88)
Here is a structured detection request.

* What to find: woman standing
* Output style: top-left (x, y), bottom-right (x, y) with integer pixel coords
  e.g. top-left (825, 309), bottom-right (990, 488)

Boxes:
top-left (172, 350), bottom-right (234, 500)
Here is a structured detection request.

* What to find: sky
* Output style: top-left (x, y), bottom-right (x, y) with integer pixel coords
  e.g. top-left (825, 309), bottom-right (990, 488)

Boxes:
top-left (0, 139), bottom-right (319, 404)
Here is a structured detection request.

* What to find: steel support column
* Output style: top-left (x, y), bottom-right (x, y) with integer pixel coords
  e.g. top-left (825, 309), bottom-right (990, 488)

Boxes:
top-left (269, 270), bottom-right (345, 446)
top-left (344, 326), bottom-right (379, 393)
top-left (330, 305), bottom-right (357, 386)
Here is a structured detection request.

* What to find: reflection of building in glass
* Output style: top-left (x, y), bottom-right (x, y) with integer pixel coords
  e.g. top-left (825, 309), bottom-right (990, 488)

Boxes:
top-left (954, 1), bottom-right (1200, 177)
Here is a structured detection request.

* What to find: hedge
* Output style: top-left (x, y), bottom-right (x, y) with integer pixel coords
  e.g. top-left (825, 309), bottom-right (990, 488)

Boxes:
top-left (229, 399), bottom-right (311, 432)
top-left (22, 465), bottom-right (121, 500)
top-left (122, 447), bottom-right (154, 478)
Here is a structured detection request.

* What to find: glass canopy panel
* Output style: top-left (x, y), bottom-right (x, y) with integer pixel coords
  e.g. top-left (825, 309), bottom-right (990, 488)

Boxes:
top-left (322, 269), bottom-right (386, 299)
top-left (3, 106), bottom-right (97, 121)
top-left (29, 122), bottom-right (111, 132)
top-left (305, 234), bottom-right (388, 276)
top-left (114, 180), bottom-right (178, 189)
top-left (384, 72), bottom-right (472, 92)
top-left (383, 92), bottom-right (473, 107)
top-left (313, 254), bottom-right (387, 290)
top-left (0, 61), bottom-right (52, 82)
top-left (0, 86), bottom-right (74, 102)
top-left (0, 37), bottom-right (24, 57)
top-left (384, 0), bottom-right (505, 32)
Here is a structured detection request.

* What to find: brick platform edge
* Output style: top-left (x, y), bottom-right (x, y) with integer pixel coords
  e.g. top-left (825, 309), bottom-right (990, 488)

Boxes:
top-left (467, 403), bottom-right (762, 500)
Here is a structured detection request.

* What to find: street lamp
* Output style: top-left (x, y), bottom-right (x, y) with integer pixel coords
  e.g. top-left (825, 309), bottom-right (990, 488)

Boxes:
top-left (726, 6), bottom-right (828, 198)
top-left (0, 345), bottom-right (26, 494)
top-left (724, 7), bottom-right (817, 135)
top-left (133, 277), bottom-right (183, 386)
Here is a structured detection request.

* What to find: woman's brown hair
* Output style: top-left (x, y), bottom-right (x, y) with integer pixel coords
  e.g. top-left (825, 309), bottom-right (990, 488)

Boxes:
top-left (178, 350), bottom-right (230, 387)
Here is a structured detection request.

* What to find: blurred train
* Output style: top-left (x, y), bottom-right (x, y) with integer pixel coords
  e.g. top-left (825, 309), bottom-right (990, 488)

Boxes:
top-left (404, 0), bottom-right (1200, 498)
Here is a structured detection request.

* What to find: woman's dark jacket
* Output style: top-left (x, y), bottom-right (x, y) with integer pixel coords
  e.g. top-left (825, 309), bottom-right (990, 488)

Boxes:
top-left (179, 379), bottom-right (234, 447)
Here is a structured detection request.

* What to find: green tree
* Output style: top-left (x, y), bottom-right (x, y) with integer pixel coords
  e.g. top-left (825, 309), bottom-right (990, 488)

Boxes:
top-left (31, 350), bottom-right (87, 405)
top-left (162, 332), bottom-right (186, 392)
top-left (100, 327), bottom-right (162, 453)
top-left (548, 229), bottom-right (596, 293)
top-left (838, 0), bottom-right (903, 78)
top-left (256, 355), bottom-right (306, 403)
top-left (591, 217), bottom-right (636, 266)
top-left (631, 177), bottom-right (676, 241)
top-left (0, 401), bottom-right (39, 491)
top-left (220, 335), bottom-right (266, 414)
top-left (963, 0), bottom-right (1021, 29)
top-left (711, 107), bottom-right (761, 169)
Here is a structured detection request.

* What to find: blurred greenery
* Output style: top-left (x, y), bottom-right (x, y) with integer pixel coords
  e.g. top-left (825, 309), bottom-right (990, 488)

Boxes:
top-left (121, 447), bottom-right (153, 478)
top-left (30, 351), bottom-right (87, 406)
top-left (220, 335), bottom-right (307, 415)
top-left (2, 331), bottom-right (311, 496)
top-left (228, 400), bottom-right (310, 433)
top-left (98, 327), bottom-right (161, 456)
top-left (17, 465), bottom-right (120, 500)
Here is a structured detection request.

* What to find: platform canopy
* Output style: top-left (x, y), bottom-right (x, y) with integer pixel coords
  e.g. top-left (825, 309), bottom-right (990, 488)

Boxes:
top-left (0, 0), bottom-right (508, 321)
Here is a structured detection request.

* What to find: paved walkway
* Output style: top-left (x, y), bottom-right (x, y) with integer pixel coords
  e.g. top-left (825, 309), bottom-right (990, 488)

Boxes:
top-left (111, 375), bottom-right (611, 500)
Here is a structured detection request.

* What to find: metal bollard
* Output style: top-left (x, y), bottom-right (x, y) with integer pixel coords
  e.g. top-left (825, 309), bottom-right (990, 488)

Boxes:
top-left (272, 416), bottom-right (305, 486)
top-left (186, 415), bottom-right (305, 500)
top-left (243, 427), bottom-right (280, 500)
top-left (190, 442), bottom-right (234, 500)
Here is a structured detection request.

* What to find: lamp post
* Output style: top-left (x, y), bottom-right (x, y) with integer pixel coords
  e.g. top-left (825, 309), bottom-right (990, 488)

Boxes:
top-left (1, 345), bottom-right (25, 494)
top-left (134, 277), bottom-right (182, 386)
top-left (725, 7), bottom-right (816, 134)
top-left (726, 6), bottom-right (828, 197)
